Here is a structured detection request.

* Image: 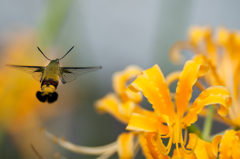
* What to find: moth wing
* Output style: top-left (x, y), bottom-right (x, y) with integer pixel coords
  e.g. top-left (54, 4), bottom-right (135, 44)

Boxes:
top-left (6, 64), bottom-right (45, 82)
top-left (59, 66), bottom-right (101, 84)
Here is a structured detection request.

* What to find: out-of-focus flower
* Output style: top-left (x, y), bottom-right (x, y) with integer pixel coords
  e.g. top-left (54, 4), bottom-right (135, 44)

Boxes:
top-left (170, 26), bottom-right (240, 128)
top-left (0, 31), bottom-right (38, 129)
top-left (95, 65), bottom-right (144, 124)
top-left (0, 31), bottom-right (50, 158)
top-left (0, 31), bottom-right (65, 158)
top-left (42, 65), bottom-right (168, 159)
top-left (126, 56), bottom-right (232, 157)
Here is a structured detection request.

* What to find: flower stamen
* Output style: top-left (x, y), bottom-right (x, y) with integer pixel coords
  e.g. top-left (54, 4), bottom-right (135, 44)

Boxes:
top-left (180, 129), bottom-right (198, 154)
top-left (156, 137), bottom-right (172, 156)
top-left (183, 128), bottom-right (188, 145)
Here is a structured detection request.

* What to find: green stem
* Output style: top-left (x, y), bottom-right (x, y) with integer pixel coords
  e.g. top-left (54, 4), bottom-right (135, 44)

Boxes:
top-left (187, 123), bottom-right (202, 139)
top-left (209, 129), bottom-right (227, 141)
top-left (37, 0), bottom-right (73, 48)
top-left (202, 105), bottom-right (214, 141)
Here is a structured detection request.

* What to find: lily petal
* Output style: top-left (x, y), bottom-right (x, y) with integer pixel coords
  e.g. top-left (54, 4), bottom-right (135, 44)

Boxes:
top-left (126, 113), bottom-right (158, 132)
top-left (188, 26), bottom-right (212, 46)
top-left (138, 133), bottom-right (155, 159)
top-left (126, 113), bottom-right (170, 135)
top-left (95, 93), bottom-right (130, 124)
top-left (113, 65), bottom-right (142, 103)
top-left (129, 64), bottom-right (175, 117)
top-left (95, 94), bottom-right (153, 125)
top-left (187, 133), bottom-right (214, 159)
top-left (169, 41), bottom-right (201, 65)
top-left (175, 58), bottom-right (209, 116)
top-left (211, 135), bottom-right (222, 157)
top-left (165, 71), bottom-right (181, 87)
top-left (219, 130), bottom-right (238, 159)
top-left (183, 86), bottom-right (232, 126)
top-left (117, 132), bottom-right (134, 159)
top-left (145, 132), bottom-right (170, 159)
top-left (194, 55), bottom-right (224, 86)
top-left (172, 148), bottom-right (197, 159)
top-left (190, 26), bottom-right (217, 64)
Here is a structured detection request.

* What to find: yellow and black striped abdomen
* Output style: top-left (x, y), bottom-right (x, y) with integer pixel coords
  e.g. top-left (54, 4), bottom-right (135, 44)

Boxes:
top-left (36, 62), bottom-right (60, 103)
top-left (36, 79), bottom-right (59, 103)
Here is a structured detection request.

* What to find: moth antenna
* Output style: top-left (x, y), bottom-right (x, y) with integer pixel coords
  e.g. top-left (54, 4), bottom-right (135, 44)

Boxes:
top-left (31, 144), bottom-right (45, 159)
top-left (59, 46), bottom-right (74, 60)
top-left (37, 47), bottom-right (51, 61)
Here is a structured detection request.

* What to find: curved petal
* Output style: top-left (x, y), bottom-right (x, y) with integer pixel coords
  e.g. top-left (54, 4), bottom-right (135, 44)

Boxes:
top-left (95, 93), bottom-right (154, 125)
top-left (169, 26), bottom-right (215, 66)
top-left (204, 141), bottom-right (217, 159)
top-left (133, 104), bottom-right (157, 119)
top-left (126, 113), bottom-right (170, 134)
top-left (166, 70), bottom-right (207, 92)
top-left (211, 135), bottom-right (222, 157)
top-left (145, 132), bottom-right (170, 159)
top-left (194, 55), bottom-right (224, 86)
top-left (172, 148), bottom-right (197, 159)
top-left (216, 26), bottom-right (240, 59)
top-left (233, 62), bottom-right (240, 105)
top-left (187, 133), bottom-right (214, 159)
top-left (230, 60), bottom-right (240, 121)
top-left (126, 113), bottom-right (158, 132)
top-left (189, 26), bottom-right (218, 64)
top-left (117, 132), bottom-right (134, 159)
top-left (41, 128), bottom-right (118, 155)
top-left (233, 131), bottom-right (240, 159)
top-left (138, 133), bottom-right (155, 159)
top-left (113, 65), bottom-right (142, 103)
top-left (219, 130), bottom-right (238, 159)
top-left (217, 27), bottom-right (230, 46)
top-left (188, 26), bottom-right (212, 46)
top-left (165, 71), bottom-right (181, 88)
top-left (129, 64), bottom-right (175, 117)
top-left (175, 57), bottom-right (209, 116)
top-left (169, 41), bottom-right (201, 65)
top-left (95, 93), bottom-right (130, 124)
top-left (231, 136), bottom-right (240, 159)
top-left (198, 109), bottom-right (235, 127)
top-left (183, 86), bottom-right (232, 126)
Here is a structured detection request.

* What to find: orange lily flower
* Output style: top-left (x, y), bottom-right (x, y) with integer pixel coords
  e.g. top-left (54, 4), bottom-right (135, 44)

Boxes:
top-left (126, 56), bottom-right (232, 157)
top-left (211, 129), bottom-right (240, 159)
top-left (172, 129), bottom-right (240, 159)
top-left (42, 65), bottom-right (164, 159)
top-left (170, 26), bottom-right (240, 128)
top-left (171, 134), bottom-right (214, 159)
top-left (95, 65), bottom-right (157, 158)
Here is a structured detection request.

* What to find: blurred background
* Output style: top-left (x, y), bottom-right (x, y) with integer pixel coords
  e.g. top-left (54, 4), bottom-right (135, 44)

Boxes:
top-left (1, 0), bottom-right (240, 158)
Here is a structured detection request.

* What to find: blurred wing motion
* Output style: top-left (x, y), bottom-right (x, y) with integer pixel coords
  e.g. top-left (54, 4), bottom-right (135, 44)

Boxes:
top-left (60, 66), bottom-right (102, 84)
top-left (6, 64), bottom-right (45, 82)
